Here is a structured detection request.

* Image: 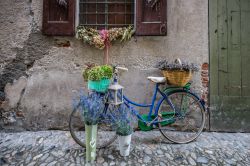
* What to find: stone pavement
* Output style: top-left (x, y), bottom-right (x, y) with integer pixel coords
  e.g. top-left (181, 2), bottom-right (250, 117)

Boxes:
top-left (0, 131), bottom-right (249, 166)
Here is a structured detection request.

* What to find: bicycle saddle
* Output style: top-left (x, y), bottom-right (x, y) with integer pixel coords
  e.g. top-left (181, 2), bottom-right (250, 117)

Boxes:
top-left (147, 76), bottom-right (166, 83)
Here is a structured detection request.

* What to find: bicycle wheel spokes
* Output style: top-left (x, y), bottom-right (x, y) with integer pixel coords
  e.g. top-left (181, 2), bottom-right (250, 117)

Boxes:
top-left (69, 104), bottom-right (117, 148)
top-left (158, 90), bottom-right (205, 144)
top-left (95, 120), bottom-right (117, 148)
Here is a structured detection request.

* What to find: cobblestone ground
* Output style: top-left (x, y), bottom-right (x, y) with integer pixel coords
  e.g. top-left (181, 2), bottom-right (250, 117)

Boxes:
top-left (0, 131), bottom-right (250, 166)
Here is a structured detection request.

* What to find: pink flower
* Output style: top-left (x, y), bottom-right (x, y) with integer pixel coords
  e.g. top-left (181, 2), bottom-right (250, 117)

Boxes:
top-left (100, 29), bottom-right (109, 40)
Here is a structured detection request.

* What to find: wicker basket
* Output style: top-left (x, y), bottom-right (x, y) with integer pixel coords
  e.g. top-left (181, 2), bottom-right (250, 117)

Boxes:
top-left (162, 70), bottom-right (192, 86)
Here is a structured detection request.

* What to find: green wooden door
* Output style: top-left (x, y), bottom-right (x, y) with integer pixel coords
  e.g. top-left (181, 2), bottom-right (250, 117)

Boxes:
top-left (209, 0), bottom-right (250, 131)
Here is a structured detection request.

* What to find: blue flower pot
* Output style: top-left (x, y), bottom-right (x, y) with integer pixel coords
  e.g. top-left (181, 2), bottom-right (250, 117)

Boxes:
top-left (88, 79), bottom-right (110, 93)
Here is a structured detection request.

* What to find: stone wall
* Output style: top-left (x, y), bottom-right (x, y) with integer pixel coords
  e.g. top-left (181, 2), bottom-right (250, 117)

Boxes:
top-left (0, 0), bottom-right (208, 131)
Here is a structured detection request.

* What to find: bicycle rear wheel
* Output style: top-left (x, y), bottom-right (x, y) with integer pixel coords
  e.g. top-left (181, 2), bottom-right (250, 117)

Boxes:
top-left (158, 90), bottom-right (205, 144)
top-left (69, 103), bottom-right (117, 148)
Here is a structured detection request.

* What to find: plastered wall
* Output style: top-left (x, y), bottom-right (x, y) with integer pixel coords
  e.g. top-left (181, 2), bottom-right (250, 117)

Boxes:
top-left (0, 0), bottom-right (208, 130)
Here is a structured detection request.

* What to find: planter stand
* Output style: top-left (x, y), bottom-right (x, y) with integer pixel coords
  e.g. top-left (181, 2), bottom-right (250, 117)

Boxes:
top-left (118, 134), bottom-right (132, 157)
top-left (85, 124), bottom-right (97, 163)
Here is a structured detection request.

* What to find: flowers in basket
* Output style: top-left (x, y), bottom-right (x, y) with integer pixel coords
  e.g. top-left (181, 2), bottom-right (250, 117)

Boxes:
top-left (156, 58), bottom-right (199, 72)
top-left (156, 58), bottom-right (199, 86)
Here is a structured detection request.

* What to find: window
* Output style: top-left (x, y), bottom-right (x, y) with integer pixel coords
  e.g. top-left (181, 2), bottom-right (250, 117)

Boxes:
top-left (79, 0), bottom-right (134, 29)
top-left (43, 0), bottom-right (167, 36)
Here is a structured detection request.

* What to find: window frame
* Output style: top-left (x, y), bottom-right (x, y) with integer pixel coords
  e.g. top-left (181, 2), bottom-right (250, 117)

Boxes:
top-left (75, 0), bottom-right (136, 32)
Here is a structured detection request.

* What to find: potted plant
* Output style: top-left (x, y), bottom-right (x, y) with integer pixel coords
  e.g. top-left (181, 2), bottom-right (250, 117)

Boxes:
top-left (79, 92), bottom-right (104, 163)
top-left (156, 58), bottom-right (199, 86)
top-left (82, 64), bottom-right (113, 93)
top-left (113, 104), bottom-right (135, 157)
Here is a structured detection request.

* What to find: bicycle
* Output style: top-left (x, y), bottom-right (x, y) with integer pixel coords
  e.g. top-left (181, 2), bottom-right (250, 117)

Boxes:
top-left (69, 66), bottom-right (206, 148)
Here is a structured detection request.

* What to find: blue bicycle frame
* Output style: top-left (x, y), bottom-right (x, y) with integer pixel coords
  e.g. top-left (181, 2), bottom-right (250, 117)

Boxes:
top-left (104, 69), bottom-right (205, 127)
top-left (122, 83), bottom-right (179, 125)
top-left (102, 81), bottom-right (206, 130)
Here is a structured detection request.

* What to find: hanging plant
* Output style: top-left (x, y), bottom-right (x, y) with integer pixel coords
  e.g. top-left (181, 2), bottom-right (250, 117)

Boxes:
top-left (77, 26), bottom-right (134, 64)
top-left (77, 26), bottom-right (134, 50)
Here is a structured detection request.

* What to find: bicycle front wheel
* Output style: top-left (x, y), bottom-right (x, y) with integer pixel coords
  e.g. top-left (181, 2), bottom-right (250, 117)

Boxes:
top-left (158, 90), bottom-right (205, 144)
top-left (69, 103), bottom-right (117, 148)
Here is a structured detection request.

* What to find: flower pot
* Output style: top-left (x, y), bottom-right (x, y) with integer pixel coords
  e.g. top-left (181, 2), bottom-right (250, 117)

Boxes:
top-left (88, 79), bottom-right (111, 93)
top-left (85, 124), bottom-right (97, 163)
top-left (118, 134), bottom-right (132, 157)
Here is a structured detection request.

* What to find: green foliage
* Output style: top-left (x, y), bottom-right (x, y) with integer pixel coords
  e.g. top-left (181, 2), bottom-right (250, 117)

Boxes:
top-left (116, 121), bottom-right (133, 136)
top-left (83, 65), bottom-right (113, 81)
top-left (82, 70), bottom-right (89, 82)
top-left (82, 63), bottom-right (96, 82)
top-left (120, 26), bottom-right (135, 42)
top-left (100, 65), bottom-right (113, 79)
top-left (88, 66), bottom-right (104, 81)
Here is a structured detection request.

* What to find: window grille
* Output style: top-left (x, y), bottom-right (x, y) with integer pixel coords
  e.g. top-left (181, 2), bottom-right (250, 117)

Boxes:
top-left (79, 0), bottom-right (134, 29)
